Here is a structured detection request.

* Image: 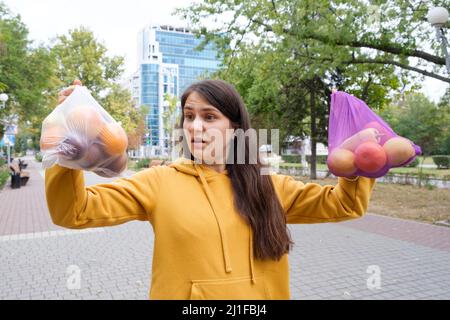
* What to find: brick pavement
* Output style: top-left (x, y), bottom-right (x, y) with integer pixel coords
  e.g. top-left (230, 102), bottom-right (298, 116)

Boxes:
top-left (0, 157), bottom-right (63, 236)
top-left (0, 157), bottom-right (449, 300)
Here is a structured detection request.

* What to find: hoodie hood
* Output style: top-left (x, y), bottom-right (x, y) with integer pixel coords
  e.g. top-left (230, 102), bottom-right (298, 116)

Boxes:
top-left (169, 157), bottom-right (256, 283)
top-left (169, 157), bottom-right (228, 178)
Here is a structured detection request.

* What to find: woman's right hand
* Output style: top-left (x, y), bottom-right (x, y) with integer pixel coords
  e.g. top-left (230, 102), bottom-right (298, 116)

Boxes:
top-left (57, 79), bottom-right (82, 104)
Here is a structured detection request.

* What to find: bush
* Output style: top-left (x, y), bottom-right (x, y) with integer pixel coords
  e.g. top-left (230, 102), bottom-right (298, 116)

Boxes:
top-left (135, 158), bottom-right (150, 169)
top-left (306, 155), bottom-right (328, 165)
top-left (432, 155), bottom-right (450, 169)
top-left (406, 157), bottom-right (420, 168)
top-left (35, 152), bottom-right (43, 162)
top-left (425, 182), bottom-right (436, 190)
top-left (282, 154), bottom-right (328, 164)
top-left (0, 168), bottom-right (9, 190)
top-left (281, 155), bottom-right (301, 163)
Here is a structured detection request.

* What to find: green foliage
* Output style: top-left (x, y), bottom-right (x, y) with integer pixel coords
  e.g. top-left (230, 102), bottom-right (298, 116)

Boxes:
top-left (134, 158), bottom-right (169, 170)
top-left (281, 155), bottom-right (301, 163)
top-left (306, 155), bottom-right (328, 165)
top-left (177, 0), bottom-right (439, 178)
top-left (51, 26), bottom-right (124, 98)
top-left (432, 156), bottom-right (450, 169)
top-left (406, 157), bottom-right (419, 168)
top-left (13, 132), bottom-right (28, 154)
top-left (282, 154), bottom-right (328, 165)
top-left (0, 3), bottom-right (58, 136)
top-left (34, 152), bottom-right (42, 162)
top-left (51, 27), bottom-right (142, 142)
top-left (388, 93), bottom-right (448, 156)
top-left (424, 182), bottom-right (436, 191)
top-left (135, 158), bottom-right (150, 170)
top-left (162, 93), bottom-right (179, 155)
top-left (99, 84), bottom-right (141, 135)
top-left (0, 167), bottom-right (9, 189)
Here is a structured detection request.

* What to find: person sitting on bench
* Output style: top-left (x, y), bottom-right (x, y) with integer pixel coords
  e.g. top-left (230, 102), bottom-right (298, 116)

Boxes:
top-left (9, 162), bottom-right (30, 188)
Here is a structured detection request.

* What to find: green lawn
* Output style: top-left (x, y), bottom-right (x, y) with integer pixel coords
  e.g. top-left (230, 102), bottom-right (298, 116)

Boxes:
top-left (302, 177), bottom-right (450, 224)
top-left (417, 156), bottom-right (435, 165)
top-left (280, 162), bottom-right (450, 179)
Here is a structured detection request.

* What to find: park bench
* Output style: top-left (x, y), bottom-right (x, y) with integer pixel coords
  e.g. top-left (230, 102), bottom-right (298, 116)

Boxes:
top-left (18, 158), bottom-right (28, 170)
top-left (9, 162), bottom-right (30, 189)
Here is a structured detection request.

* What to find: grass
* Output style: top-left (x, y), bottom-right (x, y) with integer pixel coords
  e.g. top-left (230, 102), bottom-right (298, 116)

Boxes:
top-left (280, 162), bottom-right (450, 179)
top-left (0, 167), bottom-right (9, 191)
top-left (417, 156), bottom-right (435, 165)
top-left (127, 159), bottom-right (139, 171)
top-left (298, 177), bottom-right (450, 224)
top-left (388, 166), bottom-right (450, 178)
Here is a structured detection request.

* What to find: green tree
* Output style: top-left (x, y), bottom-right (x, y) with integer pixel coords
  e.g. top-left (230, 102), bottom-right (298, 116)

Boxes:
top-left (51, 26), bottom-right (124, 98)
top-left (100, 84), bottom-right (137, 133)
top-left (100, 84), bottom-right (149, 152)
top-left (180, 0), bottom-right (449, 83)
top-left (127, 104), bottom-right (149, 151)
top-left (390, 93), bottom-right (445, 156)
top-left (51, 27), bottom-right (146, 148)
top-left (436, 88), bottom-right (450, 155)
top-left (162, 93), bottom-right (180, 158)
top-left (177, 0), bottom-right (412, 177)
top-left (0, 2), bottom-right (58, 148)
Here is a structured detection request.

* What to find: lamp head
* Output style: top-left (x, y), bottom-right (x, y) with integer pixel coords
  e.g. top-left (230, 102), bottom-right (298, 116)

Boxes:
top-left (427, 7), bottom-right (449, 27)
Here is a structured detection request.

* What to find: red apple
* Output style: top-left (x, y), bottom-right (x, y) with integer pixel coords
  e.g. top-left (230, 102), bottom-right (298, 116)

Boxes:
top-left (354, 141), bottom-right (387, 173)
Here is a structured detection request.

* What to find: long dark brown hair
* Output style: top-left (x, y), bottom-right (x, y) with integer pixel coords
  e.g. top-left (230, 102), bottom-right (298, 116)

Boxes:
top-left (180, 79), bottom-right (293, 261)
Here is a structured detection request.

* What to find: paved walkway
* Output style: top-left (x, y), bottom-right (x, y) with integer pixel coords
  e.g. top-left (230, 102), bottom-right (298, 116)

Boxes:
top-left (0, 157), bottom-right (449, 300)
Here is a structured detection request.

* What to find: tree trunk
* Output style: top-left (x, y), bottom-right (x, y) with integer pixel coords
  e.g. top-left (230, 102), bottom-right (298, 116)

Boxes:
top-left (310, 89), bottom-right (317, 180)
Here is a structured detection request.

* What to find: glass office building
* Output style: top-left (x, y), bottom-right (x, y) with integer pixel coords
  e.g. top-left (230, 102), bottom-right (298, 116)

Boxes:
top-left (130, 25), bottom-right (221, 156)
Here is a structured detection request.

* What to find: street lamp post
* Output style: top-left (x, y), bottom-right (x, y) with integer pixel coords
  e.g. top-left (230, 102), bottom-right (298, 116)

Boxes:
top-left (0, 93), bottom-right (10, 165)
top-left (428, 7), bottom-right (450, 74)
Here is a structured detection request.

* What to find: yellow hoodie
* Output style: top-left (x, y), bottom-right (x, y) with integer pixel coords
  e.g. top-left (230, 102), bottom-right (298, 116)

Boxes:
top-left (45, 158), bottom-right (376, 300)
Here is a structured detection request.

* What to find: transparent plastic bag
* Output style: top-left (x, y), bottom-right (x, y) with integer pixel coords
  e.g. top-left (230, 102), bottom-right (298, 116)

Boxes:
top-left (327, 91), bottom-right (421, 178)
top-left (40, 85), bottom-right (128, 177)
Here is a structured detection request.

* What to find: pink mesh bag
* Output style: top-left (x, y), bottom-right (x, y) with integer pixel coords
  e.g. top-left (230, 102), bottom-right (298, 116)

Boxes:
top-left (327, 91), bottom-right (421, 178)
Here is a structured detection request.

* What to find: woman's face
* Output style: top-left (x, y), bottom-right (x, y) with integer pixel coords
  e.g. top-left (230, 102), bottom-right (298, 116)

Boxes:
top-left (183, 91), bottom-right (234, 164)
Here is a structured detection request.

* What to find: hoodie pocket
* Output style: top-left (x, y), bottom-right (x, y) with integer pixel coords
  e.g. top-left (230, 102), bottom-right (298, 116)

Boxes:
top-left (189, 275), bottom-right (270, 300)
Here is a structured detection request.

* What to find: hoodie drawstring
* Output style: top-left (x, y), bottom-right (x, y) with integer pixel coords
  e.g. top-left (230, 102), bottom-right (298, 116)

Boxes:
top-left (194, 164), bottom-right (233, 273)
top-left (249, 226), bottom-right (256, 284)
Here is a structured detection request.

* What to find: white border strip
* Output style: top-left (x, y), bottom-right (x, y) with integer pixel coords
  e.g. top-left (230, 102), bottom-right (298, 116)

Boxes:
top-left (0, 228), bottom-right (105, 242)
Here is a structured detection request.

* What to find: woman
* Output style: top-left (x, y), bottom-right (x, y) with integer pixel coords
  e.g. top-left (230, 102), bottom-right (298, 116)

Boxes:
top-left (45, 79), bottom-right (376, 300)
